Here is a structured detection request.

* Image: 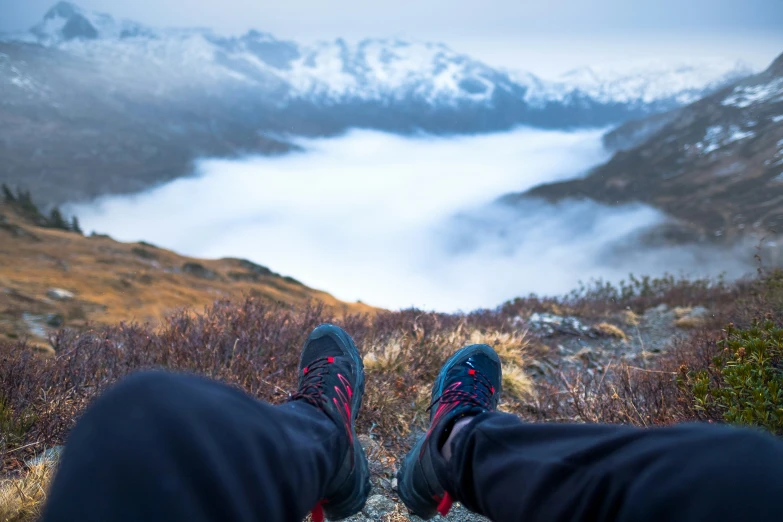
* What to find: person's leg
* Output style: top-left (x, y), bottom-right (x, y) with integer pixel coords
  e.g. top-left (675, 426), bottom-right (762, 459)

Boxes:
top-left (43, 324), bottom-right (370, 522)
top-left (43, 371), bottom-right (342, 522)
top-left (447, 414), bottom-right (783, 522)
top-left (398, 343), bottom-right (783, 522)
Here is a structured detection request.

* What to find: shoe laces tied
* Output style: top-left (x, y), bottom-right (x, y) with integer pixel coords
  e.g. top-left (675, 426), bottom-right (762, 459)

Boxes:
top-left (426, 366), bottom-right (494, 414)
top-left (290, 356), bottom-right (333, 406)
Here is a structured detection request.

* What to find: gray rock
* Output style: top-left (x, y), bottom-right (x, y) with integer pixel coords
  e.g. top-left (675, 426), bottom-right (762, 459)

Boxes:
top-left (358, 434), bottom-right (380, 454)
top-left (569, 347), bottom-right (603, 369)
top-left (688, 306), bottom-right (710, 319)
top-left (182, 262), bottom-right (219, 280)
top-left (47, 288), bottom-right (75, 300)
top-left (526, 313), bottom-right (592, 337)
top-left (362, 495), bottom-right (397, 519)
top-left (45, 313), bottom-right (64, 327)
top-left (22, 313), bottom-right (48, 338)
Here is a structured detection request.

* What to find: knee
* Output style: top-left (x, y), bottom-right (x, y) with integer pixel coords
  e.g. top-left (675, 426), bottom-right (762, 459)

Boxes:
top-left (59, 372), bottom-right (198, 479)
top-left (105, 370), bottom-right (184, 404)
top-left (82, 371), bottom-right (193, 429)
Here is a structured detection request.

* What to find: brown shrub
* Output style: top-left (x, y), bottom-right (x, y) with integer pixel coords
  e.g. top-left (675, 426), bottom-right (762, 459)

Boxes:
top-left (501, 273), bottom-right (739, 321)
top-left (0, 300), bottom-right (528, 466)
top-left (3, 268), bottom-right (782, 520)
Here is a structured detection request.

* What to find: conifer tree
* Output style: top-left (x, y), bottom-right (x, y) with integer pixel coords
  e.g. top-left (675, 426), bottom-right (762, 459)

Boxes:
top-left (71, 215), bottom-right (83, 235)
top-left (48, 207), bottom-right (68, 230)
top-left (2, 183), bottom-right (14, 202)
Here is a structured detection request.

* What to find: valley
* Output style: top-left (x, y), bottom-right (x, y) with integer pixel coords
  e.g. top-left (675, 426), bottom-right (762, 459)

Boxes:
top-left (1, 2), bottom-right (754, 205)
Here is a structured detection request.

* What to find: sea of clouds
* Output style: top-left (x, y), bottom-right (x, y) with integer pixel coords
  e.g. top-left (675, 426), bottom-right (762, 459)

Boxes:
top-left (70, 128), bottom-right (754, 311)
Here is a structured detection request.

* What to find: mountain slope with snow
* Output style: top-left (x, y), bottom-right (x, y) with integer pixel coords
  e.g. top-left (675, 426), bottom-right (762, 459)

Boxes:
top-left (12, 2), bottom-right (754, 115)
top-left (0, 2), bottom-right (758, 205)
top-left (515, 52), bottom-right (783, 244)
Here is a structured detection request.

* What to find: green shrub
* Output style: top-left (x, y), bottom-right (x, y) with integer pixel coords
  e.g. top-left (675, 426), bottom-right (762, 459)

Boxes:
top-left (688, 319), bottom-right (783, 435)
top-left (0, 394), bottom-right (37, 452)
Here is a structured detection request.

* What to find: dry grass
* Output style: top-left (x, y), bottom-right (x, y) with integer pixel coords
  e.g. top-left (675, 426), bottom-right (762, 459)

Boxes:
top-left (619, 309), bottom-right (640, 326)
top-left (501, 365), bottom-right (534, 402)
top-left (467, 329), bottom-right (533, 400)
top-left (357, 321), bottom-right (534, 437)
top-left (592, 322), bottom-right (628, 341)
top-left (0, 461), bottom-right (54, 522)
top-left (673, 306), bottom-right (693, 319)
top-left (674, 316), bottom-right (706, 329)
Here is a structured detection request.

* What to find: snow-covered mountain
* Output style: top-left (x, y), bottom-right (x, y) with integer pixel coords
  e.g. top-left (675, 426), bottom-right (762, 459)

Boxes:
top-left (10, 2), bottom-right (752, 115)
top-left (0, 2), bottom-right (760, 206)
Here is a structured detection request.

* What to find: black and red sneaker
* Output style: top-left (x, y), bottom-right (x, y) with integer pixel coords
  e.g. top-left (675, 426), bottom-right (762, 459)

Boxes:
top-left (290, 324), bottom-right (371, 522)
top-left (397, 344), bottom-right (502, 519)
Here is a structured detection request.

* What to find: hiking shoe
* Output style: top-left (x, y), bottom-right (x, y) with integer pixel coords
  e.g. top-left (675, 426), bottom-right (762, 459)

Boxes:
top-left (290, 324), bottom-right (371, 521)
top-left (397, 344), bottom-right (502, 519)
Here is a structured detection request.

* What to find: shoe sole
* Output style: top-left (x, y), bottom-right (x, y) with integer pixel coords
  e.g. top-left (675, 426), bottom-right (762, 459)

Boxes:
top-left (306, 324), bottom-right (371, 520)
top-left (397, 344), bottom-right (501, 519)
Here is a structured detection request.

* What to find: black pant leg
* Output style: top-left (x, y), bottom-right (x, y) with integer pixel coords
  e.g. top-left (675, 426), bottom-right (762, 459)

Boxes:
top-left (42, 371), bottom-right (346, 522)
top-left (445, 412), bottom-right (783, 522)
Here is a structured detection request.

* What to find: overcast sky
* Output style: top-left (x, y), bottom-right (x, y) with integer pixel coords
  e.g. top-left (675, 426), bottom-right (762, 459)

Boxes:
top-left (1, 0), bottom-right (781, 75)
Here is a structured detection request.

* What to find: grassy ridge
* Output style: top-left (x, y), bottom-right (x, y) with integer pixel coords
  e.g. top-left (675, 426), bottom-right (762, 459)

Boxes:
top-left (0, 200), bottom-right (374, 348)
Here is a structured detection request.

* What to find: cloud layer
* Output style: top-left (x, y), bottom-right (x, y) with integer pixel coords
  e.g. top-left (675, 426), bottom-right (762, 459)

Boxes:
top-left (71, 128), bottom-right (754, 311)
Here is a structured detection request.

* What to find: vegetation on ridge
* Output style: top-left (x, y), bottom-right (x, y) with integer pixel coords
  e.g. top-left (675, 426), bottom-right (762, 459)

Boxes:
top-left (0, 199), bottom-right (374, 348)
top-left (2, 185), bottom-right (81, 235)
top-left (1, 269), bottom-right (782, 515)
top-left (2, 200), bottom-right (783, 520)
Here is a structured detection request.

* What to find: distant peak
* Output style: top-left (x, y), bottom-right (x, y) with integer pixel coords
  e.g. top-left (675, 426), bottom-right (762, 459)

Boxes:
top-left (31, 2), bottom-right (158, 45)
top-left (241, 29), bottom-right (279, 43)
top-left (44, 1), bottom-right (83, 19)
top-left (32, 2), bottom-right (100, 44)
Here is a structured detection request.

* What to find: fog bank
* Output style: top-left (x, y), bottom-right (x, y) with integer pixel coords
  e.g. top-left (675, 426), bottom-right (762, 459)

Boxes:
top-left (71, 128), bottom-right (753, 311)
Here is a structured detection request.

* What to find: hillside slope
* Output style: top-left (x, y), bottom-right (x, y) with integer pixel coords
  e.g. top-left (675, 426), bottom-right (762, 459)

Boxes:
top-left (511, 52), bottom-right (783, 244)
top-left (0, 202), bottom-right (374, 348)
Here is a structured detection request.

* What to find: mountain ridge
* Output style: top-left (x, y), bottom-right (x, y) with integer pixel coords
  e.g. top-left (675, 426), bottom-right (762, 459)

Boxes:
top-left (9, 2), bottom-right (754, 112)
top-left (0, 2), bottom-right (757, 206)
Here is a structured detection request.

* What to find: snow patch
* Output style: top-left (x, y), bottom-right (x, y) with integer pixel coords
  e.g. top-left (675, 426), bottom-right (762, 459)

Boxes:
top-left (728, 128), bottom-right (755, 142)
top-left (552, 58), bottom-right (753, 105)
top-left (722, 78), bottom-right (783, 108)
top-left (695, 125), bottom-right (755, 155)
top-left (702, 125), bottom-right (724, 153)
